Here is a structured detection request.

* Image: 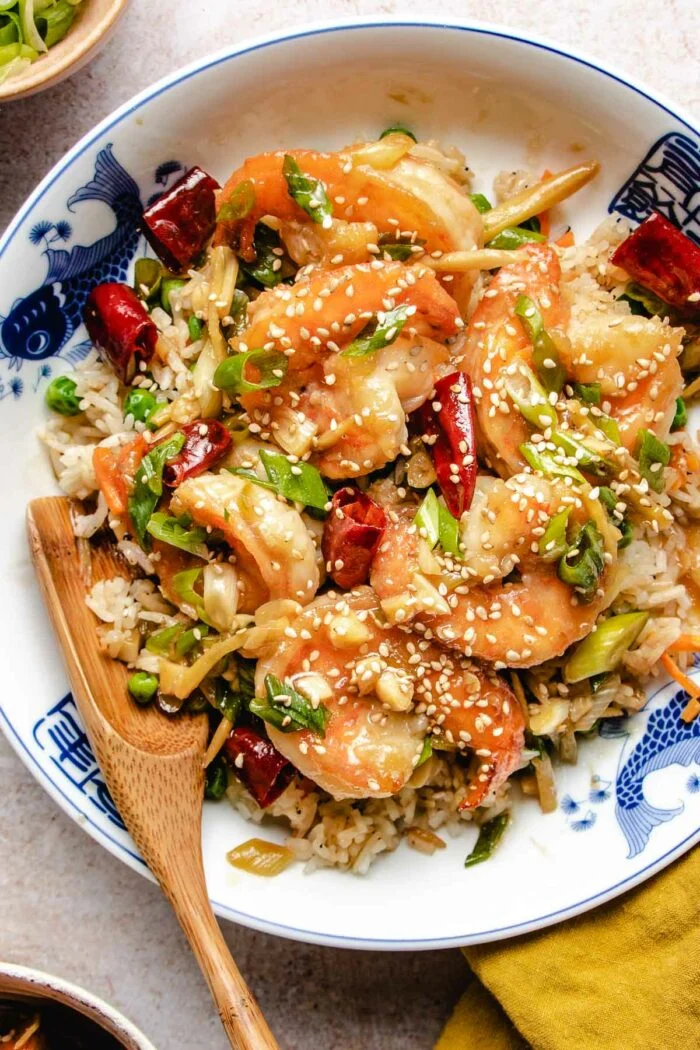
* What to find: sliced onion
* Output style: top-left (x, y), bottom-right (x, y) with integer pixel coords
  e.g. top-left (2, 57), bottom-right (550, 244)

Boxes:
top-left (273, 406), bottom-right (317, 457)
top-left (227, 838), bottom-right (294, 877)
top-left (210, 245), bottom-right (239, 319)
top-left (349, 134), bottom-right (414, 170)
top-left (203, 562), bottom-right (239, 631)
top-left (160, 623), bottom-right (250, 699)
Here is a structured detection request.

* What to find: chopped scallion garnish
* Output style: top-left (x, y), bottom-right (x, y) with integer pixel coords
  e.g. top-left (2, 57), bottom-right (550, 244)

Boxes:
top-left (214, 348), bottom-right (289, 396)
top-left (146, 512), bottom-right (209, 558)
top-left (128, 432), bottom-right (185, 546)
top-left (341, 303), bottom-right (411, 358)
top-left (259, 450), bottom-right (330, 511)
top-left (564, 611), bottom-right (649, 682)
top-left (514, 294), bottom-right (566, 394)
top-left (538, 507), bottom-right (571, 562)
top-left (465, 813), bottom-right (510, 868)
top-left (635, 428), bottom-right (671, 494)
top-left (217, 179), bottom-right (256, 223)
top-left (249, 673), bottom-right (330, 736)
top-left (282, 155), bottom-right (333, 227)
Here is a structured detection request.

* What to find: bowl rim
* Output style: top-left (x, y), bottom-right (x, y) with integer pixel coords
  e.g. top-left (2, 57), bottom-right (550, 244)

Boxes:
top-left (0, 16), bottom-right (698, 951)
top-left (0, 0), bottom-right (129, 102)
top-left (0, 962), bottom-right (157, 1048)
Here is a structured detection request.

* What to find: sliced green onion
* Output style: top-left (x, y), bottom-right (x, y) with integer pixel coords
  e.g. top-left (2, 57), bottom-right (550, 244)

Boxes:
top-left (557, 520), bottom-right (605, 599)
top-left (226, 467), bottom-right (277, 493)
top-left (127, 671), bottom-right (159, 705)
top-left (549, 430), bottom-right (614, 477)
top-left (45, 374), bottom-right (80, 415)
top-left (341, 303), bottom-right (410, 358)
top-left (589, 409), bottom-right (621, 445)
top-left (249, 673), bottom-right (330, 736)
top-left (564, 611), bottom-right (649, 682)
top-left (217, 179), bottom-right (255, 223)
top-left (128, 432), bottom-right (185, 546)
top-left (520, 443), bottom-right (586, 484)
top-left (187, 314), bottom-right (204, 342)
top-left (134, 257), bottom-right (162, 300)
top-left (415, 489), bottom-right (461, 556)
top-left (146, 512), bottom-right (209, 558)
top-left (213, 676), bottom-right (245, 722)
top-left (161, 277), bottom-right (186, 314)
top-left (259, 449), bottom-right (330, 511)
top-left (282, 154), bottom-right (333, 227)
top-left (514, 294), bottom-right (566, 394)
top-left (503, 364), bottom-right (558, 430)
top-left (619, 282), bottom-right (670, 319)
top-left (146, 624), bottom-right (183, 656)
top-left (488, 226), bottom-right (546, 250)
top-left (572, 381), bottom-right (601, 405)
top-left (240, 224), bottom-right (290, 289)
top-left (379, 124), bottom-right (416, 141)
top-left (465, 813), bottom-right (510, 868)
top-left (519, 215), bottom-right (542, 234)
top-left (636, 428), bottom-right (671, 494)
top-left (469, 193), bottom-right (492, 214)
top-left (416, 736), bottom-right (433, 767)
top-left (538, 507), bottom-right (571, 562)
top-left (172, 566), bottom-right (210, 624)
top-left (205, 758), bottom-right (228, 800)
top-left (174, 622), bottom-right (209, 658)
top-left (598, 486), bottom-right (633, 550)
top-left (123, 387), bottom-right (157, 424)
top-left (672, 397), bottom-right (688, 431)
top-left (214, 349), bottom-right (288, 397)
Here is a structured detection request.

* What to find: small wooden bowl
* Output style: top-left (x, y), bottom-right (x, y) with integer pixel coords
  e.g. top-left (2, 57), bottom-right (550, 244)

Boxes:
top-left (0, 0), bottom-right (129, 102)
top-left (0, 963), bottom-right (157, 1049)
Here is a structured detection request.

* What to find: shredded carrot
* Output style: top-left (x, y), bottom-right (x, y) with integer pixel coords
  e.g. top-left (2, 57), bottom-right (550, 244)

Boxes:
top-left (660, 653), bottom-right (700, 723)
top-left (682, 697), bottom-right (700, 723)
top-left (668, 634), bottom-right (700, 653)
top-left (555, 229), bottom-right (575, 248)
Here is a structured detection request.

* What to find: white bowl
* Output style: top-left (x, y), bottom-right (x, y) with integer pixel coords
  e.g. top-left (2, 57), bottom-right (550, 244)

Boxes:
top-left (0, 18), bottom-right (698, 950)
top-left (0, 962), bottom-right (156, 1048)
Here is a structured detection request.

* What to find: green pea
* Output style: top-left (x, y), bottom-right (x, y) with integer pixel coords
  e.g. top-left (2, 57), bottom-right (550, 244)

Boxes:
top-left (45, 375), bottom-right (81, 416)
top-left (205, 758), bottom-right (228, 800)
top-left (188, 315), bottom-right (204, 342)
top-left (127, 671), bottom-right (159, 705)
top-left (123, 387), bottom-right (158, 424)
top-left (161, 277), bottom-right (187, 314)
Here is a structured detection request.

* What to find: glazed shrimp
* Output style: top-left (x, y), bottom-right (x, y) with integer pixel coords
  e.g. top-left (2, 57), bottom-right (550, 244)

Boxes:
top-left (238, 260), bottom-right (461, 474)
top-left (169, 471), bottom-right (320, 608)
top-left (257, 589), bottom-right (524, 807)
top-left (371, 473), bottom-right (620, 667)
top-left (460, 242), bottom-right (568, 477)
top-left (215, 141), bottom-right (483, 269)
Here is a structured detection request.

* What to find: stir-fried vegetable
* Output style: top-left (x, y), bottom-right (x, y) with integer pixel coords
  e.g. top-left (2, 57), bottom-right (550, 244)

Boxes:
top-left (84, 283), bottom-right (158, 383)
top-left (636, 428), bottom-right (671, 494)
top-left (145, 513), bottom-right (209, 558)
top-left (141, 165), bottom-right (220, 272)
top-left (282, 154), bottom-right (333, 227)
top-left (204, 758), bottom-right (228, 800)
top-left (256, 449), bottom-right (330, 511)
top-left (224, 726), bottom-right (295, 808)
top-left (572, 381), bottom-right (601, 405)
top-left (469, 192), bottom-right (492, 214)
top-left (520, 443), bottom-right (586, 484)
top-left (464, 813), bottom-right (510, 867)
top-left (380, 123), bottom-right (416, 141)
top-left (538, 507), bottom-right (571, 562)
top-left (249, 673), bottom-right (331, 736)
top-left (515, 294), bottom-right (566, 394)
top-left (133, 257), bottom-right (162, 300)
top-left (227, 838), bottom-right (294, 875)
top-left (162, 419), bottom-right (232, 486)
top-left (160, 277), bottom-right (186, 314)
top-left (549, 430), bottom-right (613, 478)
top-left (240, 224), bottom-right (292, 288)
top-left (482, 162), bottom-right (599, 240)
top-left (503, 363), bottom-right (558, 430)
top-left (416, 736), bottom-right (433, 767)
top-left (417, 372), bottom-right (478, 518)
top-left (598, 487), bottom-right (633, 549)
top-left (341, 303), bottom-right (411, 358)
top-left (558, 520), bottom-right (604, 599)
top-left (488, 226), bottom-right (546, 251)
top-left (564, 611), bottom-right (649, 682)
top-left (45, 374), bottom-right (80, 416)
top-left (672, 398), bottom-right (688, 431)
top-left (160, 628), bottom-right (249, 699)
top-left (611, 212), bottom-right (700, 313)
top-left (214, 348), bottom-right (289, 396)
top-left (128, 432), bottom-right (185, 545)
top-left (127, 671), bottom-right (159, 705)
top-left (414, 488), bottom-right (461, 557)
top-left (322, 486), bottom-right (387, 589)
top-left (217, 179), bottom-right (256, 224)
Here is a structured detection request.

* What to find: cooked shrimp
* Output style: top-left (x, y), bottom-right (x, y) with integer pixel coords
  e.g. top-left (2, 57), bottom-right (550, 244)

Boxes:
top-left (460, 243), bottom-right (568, 477)
top-left (559, 296), bottom-right (684, 450)
top-left (215, 142), bottom-right (483, 269)
top-left (170, 471), bottom-right (320, 607)
top-left (371, 473), bottom-right (620, 667)
top-left (257, 589), bottom-right (524, 807)
top-left (238, 260), bottom-right (460, 474)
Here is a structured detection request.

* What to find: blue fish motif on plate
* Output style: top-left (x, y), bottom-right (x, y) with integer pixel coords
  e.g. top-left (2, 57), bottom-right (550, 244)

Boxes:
top-left (0, 145), bottom-right (144, 371)
top-left (611, 689), bottom-right (700, 859)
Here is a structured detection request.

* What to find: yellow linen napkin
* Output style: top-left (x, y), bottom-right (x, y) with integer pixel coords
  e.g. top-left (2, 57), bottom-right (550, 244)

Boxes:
top-left (437, 847), bottom-right (699, 1050)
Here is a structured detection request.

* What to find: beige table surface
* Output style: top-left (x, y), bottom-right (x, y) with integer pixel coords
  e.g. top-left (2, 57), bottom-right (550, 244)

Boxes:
top-left (1, 3), bottom-right (698, 1048)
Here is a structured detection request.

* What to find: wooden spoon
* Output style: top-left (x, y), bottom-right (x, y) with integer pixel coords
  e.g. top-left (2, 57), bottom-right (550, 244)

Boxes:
top-left (27, 497), bottom-right (279, 1050)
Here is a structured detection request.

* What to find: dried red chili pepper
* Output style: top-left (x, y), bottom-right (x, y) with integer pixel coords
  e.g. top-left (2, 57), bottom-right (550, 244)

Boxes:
top-left (141, 166), bottom-right (220, 272)
top-left (84, 283), bottom-right (158, 383)
top-left (322, 487), bottom-right (387, 590)
top-left (416, 372), bottom-right (477, 518)
top-left (162, 419), bottom-right (232, 487)
top-left (224, 726), bottom-right (294, 808)
top-left (611, 212), bottom-right (700, 312)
